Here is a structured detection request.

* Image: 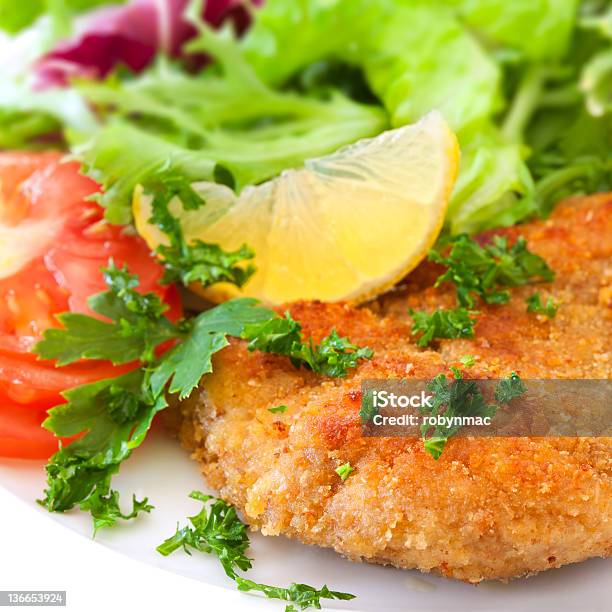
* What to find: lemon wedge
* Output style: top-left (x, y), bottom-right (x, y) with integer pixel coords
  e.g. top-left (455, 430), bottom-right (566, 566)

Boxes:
top-left (133, 111), bottom-right (459, 305)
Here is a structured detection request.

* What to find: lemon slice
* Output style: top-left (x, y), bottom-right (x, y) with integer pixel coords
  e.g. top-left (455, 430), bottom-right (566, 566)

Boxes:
top-left (133, 111), bottom-right (459, 305)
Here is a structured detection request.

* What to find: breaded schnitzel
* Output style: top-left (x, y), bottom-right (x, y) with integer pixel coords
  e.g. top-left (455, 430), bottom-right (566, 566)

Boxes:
top-left (170, 195), bottom-right (612, 582)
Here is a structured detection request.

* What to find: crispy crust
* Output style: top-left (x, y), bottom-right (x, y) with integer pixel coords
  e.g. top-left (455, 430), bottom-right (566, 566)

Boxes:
top-left (170, 195), bottom-right (612, 582)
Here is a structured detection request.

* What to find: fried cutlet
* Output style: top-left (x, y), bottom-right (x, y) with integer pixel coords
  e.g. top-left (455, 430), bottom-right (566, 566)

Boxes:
top-left (169, 194), bottom-right (612, 582)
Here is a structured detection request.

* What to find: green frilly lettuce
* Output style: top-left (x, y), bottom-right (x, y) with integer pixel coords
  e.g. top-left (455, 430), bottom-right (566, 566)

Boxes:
top-left (241, 0), bottom-right (607, 233)
top-left (2, 0), bottom-right (610, 233)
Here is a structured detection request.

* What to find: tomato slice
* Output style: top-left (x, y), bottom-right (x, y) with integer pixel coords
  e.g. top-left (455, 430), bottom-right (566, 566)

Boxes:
top-left (0, 402), bottom-right (73, 460)
top-left (0, 152), bottom-right (181, 459)
top-left (0, 352), bottom-right (133, 410)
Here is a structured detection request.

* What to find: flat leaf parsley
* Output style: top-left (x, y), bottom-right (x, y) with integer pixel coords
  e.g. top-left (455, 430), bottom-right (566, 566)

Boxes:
top-left (34, 264), bottom-right (371, 528)
top-left (35, 263), bottom-right (275, 521)
top-left (236, 579), bottom-right (355, 611)
top-left (37, 264), bottom-right (176, 365)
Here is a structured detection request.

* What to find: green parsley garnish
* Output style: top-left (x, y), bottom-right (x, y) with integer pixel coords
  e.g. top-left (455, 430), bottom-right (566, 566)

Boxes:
top-left (241, 312), bottom-right (373, 377)
top-left (35, 264), bottom-right (275, 521)
top-left (420, 372), bottom-right (527, 459)
top-left (156, 491), bottom-right (251, 579)
top-left (429, 234), bottom-right (555, 308)
top-left (144, 169), bottom-right (255, 289)
top-left (358, 388), bottom-right (377, 424)
top-left (526, 292), bottom-right (559, 319)
top-left (494, 372), bottom-right (527, 403)
top-left (409, 307), bottom-right (478, 347)
top-left (335, 463), bottom-right (354, 481)
top-left (422, 437), bottom-right (447, 461)
top-left (159, 491), bottom-right (356, 611)
top-left (36, 263), bottom-right (176, 365)
top-left (236, 578), bottom-right (355, 611)
top-left (34, 264), bottom-right (370, 528)
top-left (268, 405), bottom-right (288, 414)
top-left (449, 365), bottom-right (464, 380)
top-left (81, 489), bottom-right (154, 538)
top-left (460, 354), bottom-right (476, 367)
top-left (413, 235), bottom-right (555, 346)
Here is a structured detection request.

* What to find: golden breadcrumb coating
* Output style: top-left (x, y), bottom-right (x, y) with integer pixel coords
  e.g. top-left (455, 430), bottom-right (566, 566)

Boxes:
top-left (169, 195), bottom-right (611, 582)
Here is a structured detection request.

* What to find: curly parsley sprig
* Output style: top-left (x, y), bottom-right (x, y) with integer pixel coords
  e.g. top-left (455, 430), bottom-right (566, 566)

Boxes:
top-left (159, 491), bottom-right (356, 611)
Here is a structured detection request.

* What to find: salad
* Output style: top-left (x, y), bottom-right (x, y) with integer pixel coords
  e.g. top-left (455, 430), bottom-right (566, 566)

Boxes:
top-left (0, 1), bottom-right (610, 610)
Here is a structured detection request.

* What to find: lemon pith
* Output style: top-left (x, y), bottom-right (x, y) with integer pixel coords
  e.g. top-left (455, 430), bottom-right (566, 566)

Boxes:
top-left (133, 111), bottom-right (459, 306)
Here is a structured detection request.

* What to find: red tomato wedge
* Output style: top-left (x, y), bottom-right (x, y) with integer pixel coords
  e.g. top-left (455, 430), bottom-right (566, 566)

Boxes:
top-left (0, 152), bottom-right (181, 459)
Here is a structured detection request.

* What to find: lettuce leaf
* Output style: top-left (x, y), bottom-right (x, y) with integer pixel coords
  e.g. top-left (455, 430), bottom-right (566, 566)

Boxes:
top-left (73, 50), bottom-right (385, 223)
top-left (580, 5), bottom-right (612, 117)
top-left (448, 126), bottom-right (536, 234)
top-left (0, 2), bottom-right (128, 34)
top-left (442, 0), bottom-right (580, 60)
top-left (241, 0), bottom-right (383, 86)
top-left (3, 0), bottom-right (609, 234)
top-left (239, 0), bottom-right (605, 233)
top-left (240, 0), bottom-right (527, 231)
top-left (74, 121), bottom-right (215, 224)
top-left (0, 80), bottom-right (97, 148)
top-left (354, 3), bottom-right (501, 132)
top-left (0, 0), bottom-right (46, 33)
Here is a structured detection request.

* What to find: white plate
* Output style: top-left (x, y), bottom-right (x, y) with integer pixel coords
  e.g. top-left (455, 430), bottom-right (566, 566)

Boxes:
top-left (1, 429), bottom-right (609, 612)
